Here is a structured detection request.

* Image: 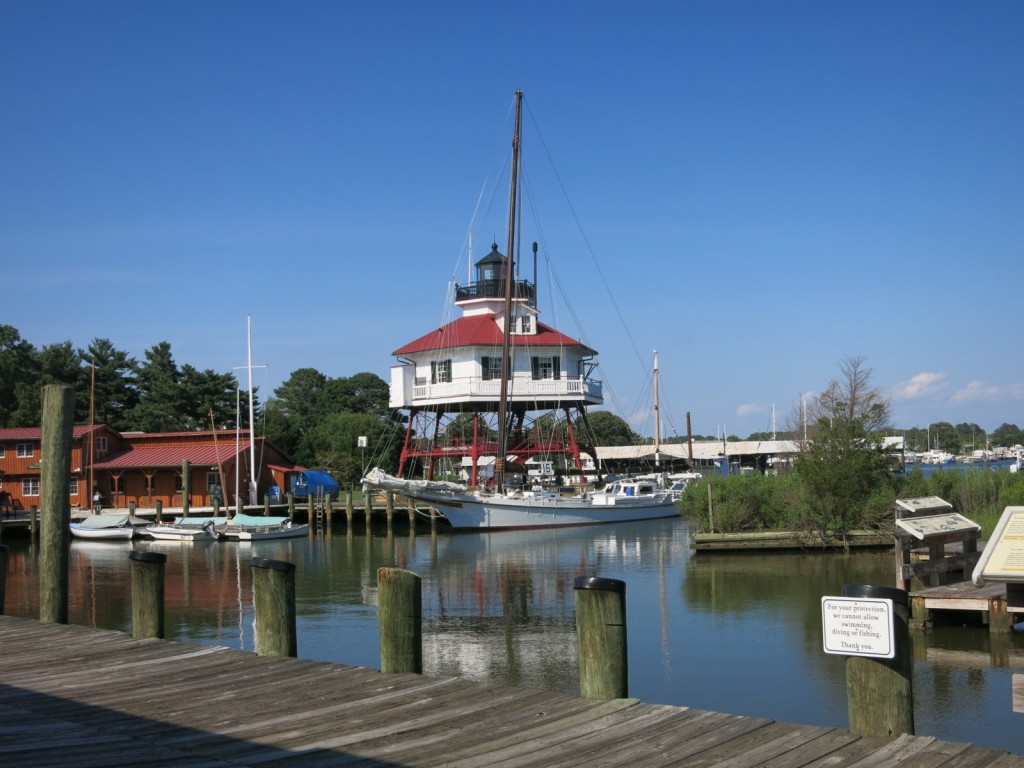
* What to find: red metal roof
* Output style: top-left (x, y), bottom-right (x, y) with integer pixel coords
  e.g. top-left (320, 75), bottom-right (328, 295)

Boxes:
top-left (0, 424), bottom-right (109, 441)
top-left (392, 315), bottom-right (596, 356)
top-left (92, 441), bottom-right (251, 469)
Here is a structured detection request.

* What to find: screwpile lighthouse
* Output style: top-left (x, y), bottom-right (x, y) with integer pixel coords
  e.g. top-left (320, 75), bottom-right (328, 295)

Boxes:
top-left (388, 239), bottom-right (604, 487)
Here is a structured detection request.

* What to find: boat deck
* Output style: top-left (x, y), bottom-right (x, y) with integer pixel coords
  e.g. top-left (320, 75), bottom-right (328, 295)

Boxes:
top-left (1, 615), bottom-right (1023, 767)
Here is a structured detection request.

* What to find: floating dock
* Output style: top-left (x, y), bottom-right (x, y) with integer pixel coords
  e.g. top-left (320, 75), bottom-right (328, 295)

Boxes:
top-left (1, 614), bottom-right (1023, 767)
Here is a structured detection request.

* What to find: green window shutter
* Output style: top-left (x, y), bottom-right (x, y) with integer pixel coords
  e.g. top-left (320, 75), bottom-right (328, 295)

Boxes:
top-left (430, 361), bottom-right (437, 384)
top-left (531, 357), bottom-right (540, 380)
top-left (482, 356), bottom-right (491, 381)
top-left (553, 356), bottom-right (561, 380)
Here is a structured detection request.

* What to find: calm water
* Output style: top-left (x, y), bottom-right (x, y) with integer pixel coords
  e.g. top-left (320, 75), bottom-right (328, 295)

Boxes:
top-left (3, 517), bottom-right (1022, 754)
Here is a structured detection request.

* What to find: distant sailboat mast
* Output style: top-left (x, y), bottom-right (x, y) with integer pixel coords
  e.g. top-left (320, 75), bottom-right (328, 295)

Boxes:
top-left (653, 350), bottom-right (661, 467)
top-left (247, 316), bottom-right (257, 505)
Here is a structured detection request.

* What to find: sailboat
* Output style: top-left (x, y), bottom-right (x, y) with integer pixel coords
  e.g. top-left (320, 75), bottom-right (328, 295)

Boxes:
top-left (363, 91), bottom-right (677, 530)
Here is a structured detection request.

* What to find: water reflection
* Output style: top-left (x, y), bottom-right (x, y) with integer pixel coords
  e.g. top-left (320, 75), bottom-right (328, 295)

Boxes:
top-left (3, 517), bottom-right (1022, 754)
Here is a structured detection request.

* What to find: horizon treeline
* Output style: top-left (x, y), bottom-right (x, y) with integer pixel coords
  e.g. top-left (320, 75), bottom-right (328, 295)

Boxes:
top-left (3, 326), bottom-right (1023, 480)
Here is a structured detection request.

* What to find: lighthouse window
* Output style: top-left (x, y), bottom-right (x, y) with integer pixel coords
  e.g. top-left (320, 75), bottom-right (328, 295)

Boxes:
top-left (481, 356), bottom-right (509, 381)
top-left (531, 356), bottom-right (560, 380)
top-left (430, 359), bottom-right (452, 384)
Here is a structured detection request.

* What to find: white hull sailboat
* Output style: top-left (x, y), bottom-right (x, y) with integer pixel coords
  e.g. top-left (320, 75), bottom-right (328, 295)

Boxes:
top-left (364, 469), bottom-right (676, 530)
top-left (363, 91), bottom-right (678, 531)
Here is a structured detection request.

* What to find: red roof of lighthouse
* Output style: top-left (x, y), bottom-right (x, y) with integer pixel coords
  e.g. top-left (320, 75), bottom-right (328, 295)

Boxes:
top-left (392, 315), bottom-right (597, 357)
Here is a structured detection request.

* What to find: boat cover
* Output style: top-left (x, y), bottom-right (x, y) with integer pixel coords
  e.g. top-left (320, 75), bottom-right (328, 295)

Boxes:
top-left (77, 514), bottom-right (131, 529)
top-left (228, 513), bottom-right (290, 526)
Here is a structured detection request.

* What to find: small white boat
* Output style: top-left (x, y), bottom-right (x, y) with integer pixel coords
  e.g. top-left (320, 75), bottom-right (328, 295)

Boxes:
top-left (216, 513), bottom-right (309, 541)
top-left (70, 513), bottom-right (138, 540)
top-left (146, 518), bottom-right (224, 541)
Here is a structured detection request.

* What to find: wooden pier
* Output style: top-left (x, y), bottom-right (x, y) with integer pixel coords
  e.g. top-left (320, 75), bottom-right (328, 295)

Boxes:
top-left (1, 615), bottom-right (1023, 767)
top-left (910, 580), bottom-right (1024, 633)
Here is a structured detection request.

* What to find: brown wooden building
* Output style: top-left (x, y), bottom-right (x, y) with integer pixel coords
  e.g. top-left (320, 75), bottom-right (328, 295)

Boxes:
top-left (0, 425), bottom-right (301, 513)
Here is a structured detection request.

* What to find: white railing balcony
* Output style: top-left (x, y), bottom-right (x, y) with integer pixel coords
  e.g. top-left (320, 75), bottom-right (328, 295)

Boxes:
top-left (409, 375), bottom-right (603, 405)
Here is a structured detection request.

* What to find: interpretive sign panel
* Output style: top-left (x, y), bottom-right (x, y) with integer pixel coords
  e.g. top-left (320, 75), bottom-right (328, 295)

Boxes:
top-left (895, 512), bottom-right (980, 541)
top-left (821, 596), bottom-right (894, 659)
top-left (972, 506), bottom-right (1024, 585)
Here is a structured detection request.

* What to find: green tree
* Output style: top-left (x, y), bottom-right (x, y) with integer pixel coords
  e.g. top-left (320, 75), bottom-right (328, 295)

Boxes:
top-left (319, 371), bottom-right (391, 417)
top-left (131, 342), bottom-right (183, 432)
top-left (586, 410), bottom-right (637, 446)
top-left (306, 411), bottom-right (403, 485)
top-left (79, 338), bottom-right (138, 430)
top-left (991, 423), bottom-right (1024, 449)
top-left (0, 326), bottom-right (41, 427)
top-left (795, 356), bottom-right (896, 536)
top-left (178, 366), bottom-right (243, 430)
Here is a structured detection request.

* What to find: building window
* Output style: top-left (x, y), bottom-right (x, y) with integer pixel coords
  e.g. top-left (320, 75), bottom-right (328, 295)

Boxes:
top-left (430, 359), bottom-right (452, 384)
top-left (16, 443), bottom-right (33, 458)
top-left (22, 477), bottom-right (40, 496)
top-left (69, 477), bottom-right (79, 496)
top-left (481, 356), bottom-right (508, 381)
top-left (0, 445), bottom-right (5, 458)
top-left (531, 356), bottom-right (560, 380)
top-left (174, 475), bottom-right (184, 492)
top-left (96, 436), bottom-right (108, 454)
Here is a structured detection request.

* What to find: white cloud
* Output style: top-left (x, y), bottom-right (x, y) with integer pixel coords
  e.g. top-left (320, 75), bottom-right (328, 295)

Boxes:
top-left (736, 403), bottom-right (764, 417)
top-left (951, 380), bottom-right (1024, 404)
top-left (892, 372), bottom-right (947, 400)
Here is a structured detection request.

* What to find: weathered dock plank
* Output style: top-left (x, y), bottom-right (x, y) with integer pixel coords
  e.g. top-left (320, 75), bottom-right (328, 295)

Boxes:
top-left (1, 614), bottom-right (1022, 768)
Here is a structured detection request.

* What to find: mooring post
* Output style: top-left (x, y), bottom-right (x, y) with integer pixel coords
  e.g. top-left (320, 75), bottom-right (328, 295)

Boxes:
top-left (377, 567), bottom-right (422, 674)
top-left (287, 492), bottom-right (295, 521)
top-left (181, 459), bottom-right (191, 517)
top-left (40, 384), bottom-right (74, 625)
top-left (345, 490), bottom-right (354, 525)
top-left (385, 491), bottom-right (395, 530)
top-left (0, 544), bottom-right (8, 615)
top-left (325, 496), bottom-right (333, 537)
top-left (155, 499), bottom-right (163, 523)
top-left (364, 490), bottom-right (373, 526)
top-left (843, 583), bottom-right (914, 737)
top-left (574, 575), bottom-right (628, 699)
top-left (29, 505), bottom-right (37, 539)
top-left (129, 550), bottom-right (166, 639)
top-left (307, 495), bottom-right (315, 535)
top-left (252, 557), bottom-right (297, 657)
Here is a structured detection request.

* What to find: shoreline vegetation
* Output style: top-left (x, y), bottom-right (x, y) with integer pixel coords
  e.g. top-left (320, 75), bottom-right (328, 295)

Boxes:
top-left (679, 466), bottom-right (1024, 542)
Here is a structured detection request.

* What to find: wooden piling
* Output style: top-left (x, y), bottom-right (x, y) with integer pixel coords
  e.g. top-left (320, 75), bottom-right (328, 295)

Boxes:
top-left (181, 460), bottom-right (190, 517)
top-left (263, 494), bottom-right (270, 516)
top-left (155, 499), bottom-right (163, 523)
top-left (0, 545), bottom-right (8, 614)
top-left (844, 583), bottom-right (915, 737)
top-left (307, 495), bottom-right (315, 535)
top-left (287, 493), bottom-right (295, 521)
top-left (29, 505), bottom-right (37, 539)
top-left (364, 491), bottom-right (372, 526)
top-left (39, 384), bottom-right (74, 625)
top-left (385, 491), bottom-right (394, 530)
top-left (325, 496), bottom-right (333, 537)
top-left (129, 551), bottom-right (166, 639)
top-left (574, 575), bottom-right (628, 699)
top-left (345, 491), bottom-right (353, 525)
top-left (377, 567), bottom-right (422, 674)
top-left (252, 557), bottom-right (297, 657)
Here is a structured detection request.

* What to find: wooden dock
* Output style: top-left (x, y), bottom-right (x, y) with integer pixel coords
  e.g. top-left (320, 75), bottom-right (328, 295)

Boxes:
top-left (910, 580), bottom-right (1024, 633)
top-left (1, 615), bottom-right (1023, 767)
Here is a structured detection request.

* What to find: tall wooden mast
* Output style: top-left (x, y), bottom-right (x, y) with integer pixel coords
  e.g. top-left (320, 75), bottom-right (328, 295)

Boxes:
top-left (494, 89), bottom-right (522, 492)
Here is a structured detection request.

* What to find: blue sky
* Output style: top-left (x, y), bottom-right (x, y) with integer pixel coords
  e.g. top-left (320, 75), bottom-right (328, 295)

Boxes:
top-left (2, 1), bottom-right (1022, 440)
